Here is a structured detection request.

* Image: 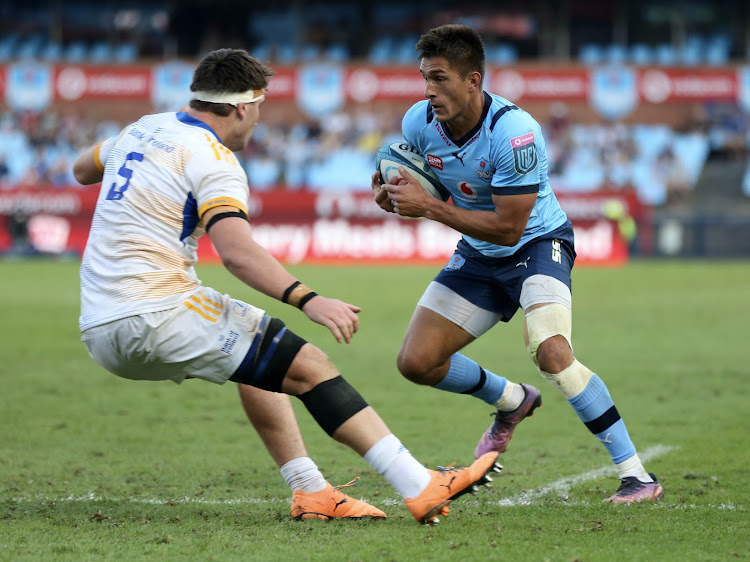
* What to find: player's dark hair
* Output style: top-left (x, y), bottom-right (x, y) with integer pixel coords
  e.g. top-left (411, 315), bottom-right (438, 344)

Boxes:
top-left (416, 24), bottom-right (485, 84)
top-left (189, 48), bottom-right (274, 116)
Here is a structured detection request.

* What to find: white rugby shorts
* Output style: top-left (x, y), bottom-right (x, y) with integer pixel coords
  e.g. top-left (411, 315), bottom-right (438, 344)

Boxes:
top-left (81, 286), bottom-right (266, 384)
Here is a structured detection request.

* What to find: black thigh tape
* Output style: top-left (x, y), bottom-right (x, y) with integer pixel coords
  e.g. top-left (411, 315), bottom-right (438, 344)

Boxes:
top-left (298, 376), bottom-right (369, 437)
top-left (229, 317), bottom-right (307, 392)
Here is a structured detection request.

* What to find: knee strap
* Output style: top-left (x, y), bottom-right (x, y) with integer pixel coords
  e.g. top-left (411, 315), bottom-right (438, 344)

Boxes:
top-left (525, 303), bottom-right (572, 368)
top-left (298, 376), bottom-right (369, 437)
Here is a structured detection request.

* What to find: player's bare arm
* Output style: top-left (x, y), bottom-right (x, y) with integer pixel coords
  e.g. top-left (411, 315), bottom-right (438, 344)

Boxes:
top-left (72, 143), bottom-right (105, 185)
top-left (205, 205), bottom-right (360, 343)
top-left (383, 169), bottom-right (536, 247)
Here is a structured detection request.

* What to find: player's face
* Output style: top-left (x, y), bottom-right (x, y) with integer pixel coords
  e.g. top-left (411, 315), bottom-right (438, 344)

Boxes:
top-left (420, 56), bottom-right (473, 126)
top-left (227, 98), bottom-right (264, 151)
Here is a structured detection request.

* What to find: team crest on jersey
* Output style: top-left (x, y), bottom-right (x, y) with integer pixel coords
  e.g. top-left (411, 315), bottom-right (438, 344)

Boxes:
top-left (510, 132), bottom-right (538, 174)
top-left (444, 253), bottom-right (466, 271)
top-left (474, 157), bottom-right (493, 180)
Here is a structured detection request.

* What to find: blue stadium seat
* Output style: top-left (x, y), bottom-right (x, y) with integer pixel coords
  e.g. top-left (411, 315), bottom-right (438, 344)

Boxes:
top-left (0, 34), bottom-right (20, 61)
top-left (41, 41), bottom-right (63, 62)
top-left (579, 44), bottom-right (603, 66)
top-left (679, 45), bottom-right (702, 66)
top-left (368, 37), bottom-right (395, 65)
top-left (114, 42), bottom-right (138, 63)
top-left (654, 44), bottom-right (677, 66)
top-left (604, 44), bottom-right (627, 64)
top-left (89, 41), bottom-right (113, 63)
top-left (629, 44), bottom-right (653, 66)
top-left (65, 41), bottom-right (88, 62)
top-left (277, 44), bottom-right (297, 64)
top-left (15, 35), bottom-right (44, 59)
top-left (325, 43), bottom-right (350, 63)
top-left (299, 43), bottom-right (320, 62)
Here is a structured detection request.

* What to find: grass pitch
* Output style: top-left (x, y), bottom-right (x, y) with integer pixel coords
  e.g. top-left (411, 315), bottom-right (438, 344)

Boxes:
top-left (0, 259), bottom-right (748, 561)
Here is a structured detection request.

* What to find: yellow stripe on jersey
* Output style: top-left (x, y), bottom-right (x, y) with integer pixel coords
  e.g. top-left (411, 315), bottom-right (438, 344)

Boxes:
top-left (188, 293), bottom-right (222, 315)
top-left (94, 141), bottom-right (105, 171)
top-left (192, 291), bottom-right (222, 310)
top-left (109, 271), bottom-right (199, 304)
top-left (183, 301), bottom-right (218, 322)
top-left (198, 197), bottom-right (248, 218)
top-left (112, 234), bottom-right (197, 272)
top-left (204, 132), bottom-right (239, 165)
top-left (148, 141), bottom-right (192, 177)
top-left (125, 183), bottom-right (190, 232)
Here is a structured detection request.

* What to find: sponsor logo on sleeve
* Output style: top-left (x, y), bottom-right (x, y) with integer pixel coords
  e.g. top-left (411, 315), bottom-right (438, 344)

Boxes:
top-left (427, 154), bottom-right (443, 170)
top-left (510, 131), bottom-right (538, 174)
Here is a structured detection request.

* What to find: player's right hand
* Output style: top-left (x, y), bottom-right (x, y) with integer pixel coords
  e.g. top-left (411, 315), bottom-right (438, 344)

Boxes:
top-left (301, 295), bottom-right (361, 343)
top-left (371, 171), bottom-right (396, 213)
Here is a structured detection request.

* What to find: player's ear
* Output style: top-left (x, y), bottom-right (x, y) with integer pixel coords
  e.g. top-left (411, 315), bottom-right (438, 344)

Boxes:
top-left (469, 71), bottom-right (482, 91)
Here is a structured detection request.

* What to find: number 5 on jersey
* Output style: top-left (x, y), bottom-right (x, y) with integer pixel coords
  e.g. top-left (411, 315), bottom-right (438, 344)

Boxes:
top-left (106, 151), bottom-right (144, 201)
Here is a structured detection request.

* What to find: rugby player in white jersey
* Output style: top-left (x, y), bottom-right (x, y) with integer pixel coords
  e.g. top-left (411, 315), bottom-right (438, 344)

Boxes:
top-left (371, 25), bottom-right (663, 504)
top-left (73, 48), bottom-right (500, 524)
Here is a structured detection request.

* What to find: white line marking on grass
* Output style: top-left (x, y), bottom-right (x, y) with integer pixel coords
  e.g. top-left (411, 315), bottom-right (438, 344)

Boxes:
top-left (12, 493), bottom-right (290, 506)
top-left (16, 444), bottom-right (740, 512)
top-left (496, 443), bottom-right (677, 506)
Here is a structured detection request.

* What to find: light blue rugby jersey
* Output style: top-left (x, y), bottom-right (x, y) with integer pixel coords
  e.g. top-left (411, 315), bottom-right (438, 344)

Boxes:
top-left (402, 92), bottom-right (568, 258)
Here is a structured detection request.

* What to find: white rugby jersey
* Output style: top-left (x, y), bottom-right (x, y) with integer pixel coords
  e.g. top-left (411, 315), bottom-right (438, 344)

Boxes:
top-left (79, 112), bottom-right (249, 331)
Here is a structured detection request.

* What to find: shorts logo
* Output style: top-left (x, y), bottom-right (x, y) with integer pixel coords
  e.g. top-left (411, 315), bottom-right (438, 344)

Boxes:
top-left (220, 330), bottom-right (239, 355)
top-left (444, 253), bottom-right (466, 271)
top-left (510, 132), bottom-right (538, 174)
top-left (427, 154), bottom-right (443, 170)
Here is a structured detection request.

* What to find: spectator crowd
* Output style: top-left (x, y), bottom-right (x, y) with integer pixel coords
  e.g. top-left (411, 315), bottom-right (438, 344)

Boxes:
top-left (1, 101), bottom-right (749, 208)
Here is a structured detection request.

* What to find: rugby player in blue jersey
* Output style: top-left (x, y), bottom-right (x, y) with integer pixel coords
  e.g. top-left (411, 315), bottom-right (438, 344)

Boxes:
top-left (371, 24), bottom-right (662, 504)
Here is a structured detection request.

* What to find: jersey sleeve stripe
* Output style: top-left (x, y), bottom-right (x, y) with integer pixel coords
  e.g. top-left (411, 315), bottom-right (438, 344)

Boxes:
top-left (198, 197), bottom-right (249, 218)
top-left (491, 184), bottom-right (540, 196)
top-left (93, 142), bottom-right (106, 171)
top-left (489, 105), bottom-right (519, 132)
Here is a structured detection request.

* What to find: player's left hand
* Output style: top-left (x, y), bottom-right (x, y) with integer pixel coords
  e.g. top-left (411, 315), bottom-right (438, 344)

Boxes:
top-left (301, 295), bottom-right (361, 344)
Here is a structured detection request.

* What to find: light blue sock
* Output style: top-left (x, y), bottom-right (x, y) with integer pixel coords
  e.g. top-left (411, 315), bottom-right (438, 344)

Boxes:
top-left (434, 353), bottom-right (507, 406)
top-left (568, 374), bottom-right (636, 463)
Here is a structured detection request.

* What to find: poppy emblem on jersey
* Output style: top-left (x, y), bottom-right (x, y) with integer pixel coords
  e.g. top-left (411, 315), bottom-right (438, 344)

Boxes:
top-left (456, 181), bottom-right (478, 199)
top-left (510, 132), bottom-right (538, 174)
top-left (474, 157), bottom-right (493, 180)
top-left (444, 253), bottom-right (466, 271)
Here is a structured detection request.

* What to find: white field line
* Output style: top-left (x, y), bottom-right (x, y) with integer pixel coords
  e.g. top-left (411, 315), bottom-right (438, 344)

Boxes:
top-left (496, 443), bottom-right (677, 507)
top-left (10, 444), bottom-right (743, 511)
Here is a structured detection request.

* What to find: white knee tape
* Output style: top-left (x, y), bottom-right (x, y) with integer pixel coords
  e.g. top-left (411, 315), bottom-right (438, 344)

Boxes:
top-left (541, 359), bottom-right (594, 399)
top-left (524, 303), bottom-right (572, 368)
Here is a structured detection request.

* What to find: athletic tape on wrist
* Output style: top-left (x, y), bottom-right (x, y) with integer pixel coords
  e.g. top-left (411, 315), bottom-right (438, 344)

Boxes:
top-left (282, 281), bottom-right (301, 304)
top-left (298, 291), bottom-right (318, 310)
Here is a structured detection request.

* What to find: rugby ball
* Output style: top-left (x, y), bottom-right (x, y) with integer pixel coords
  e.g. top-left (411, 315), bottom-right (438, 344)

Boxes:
top-left (375, 142), bottom-right (449, 201)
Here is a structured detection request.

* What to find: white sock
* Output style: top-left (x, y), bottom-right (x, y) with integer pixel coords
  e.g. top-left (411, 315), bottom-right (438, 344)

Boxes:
top-left (363, 434), bottom-right (431, 499)
top-left (493, 381), bottom-right (525, 411)
top-left (615, 454), bottom-right (653, 482)
top-left (280, 457), bottom-right (327, 493)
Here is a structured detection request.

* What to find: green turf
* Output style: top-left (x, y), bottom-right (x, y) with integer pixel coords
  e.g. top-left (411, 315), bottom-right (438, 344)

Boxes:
top-left (1, 259), bottom-right (748, 561)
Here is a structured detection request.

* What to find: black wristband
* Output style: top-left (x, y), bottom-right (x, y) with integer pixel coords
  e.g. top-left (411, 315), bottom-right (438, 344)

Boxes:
top-left (298, 291), bottom-right (319, 310)
top-left (282, 281), bottom-right (301, 304)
